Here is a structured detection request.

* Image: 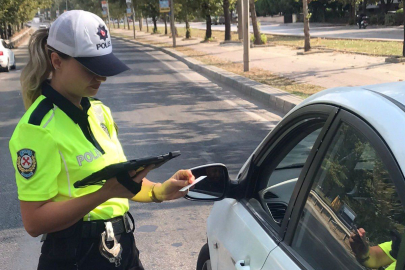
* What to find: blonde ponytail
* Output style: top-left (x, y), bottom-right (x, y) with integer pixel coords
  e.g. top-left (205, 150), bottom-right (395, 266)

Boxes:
top-left (20, 28), bottom-right (52, 110)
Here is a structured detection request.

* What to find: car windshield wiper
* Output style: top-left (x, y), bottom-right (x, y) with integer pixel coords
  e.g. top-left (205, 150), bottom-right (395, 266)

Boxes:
top-left (275, 163), bottom-right (305, 170)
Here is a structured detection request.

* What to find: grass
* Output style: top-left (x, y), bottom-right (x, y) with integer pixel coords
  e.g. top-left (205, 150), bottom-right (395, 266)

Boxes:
top-left (111, 29), bottom-right (323, 98)
top-left (113, 23), bottom-right (404, 57)
top-left (267, 35), bottom-right (403, 56)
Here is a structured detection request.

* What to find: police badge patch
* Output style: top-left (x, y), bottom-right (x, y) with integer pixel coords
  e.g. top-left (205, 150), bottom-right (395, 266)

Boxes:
top-left (17, 149), bottom-right (37, 179)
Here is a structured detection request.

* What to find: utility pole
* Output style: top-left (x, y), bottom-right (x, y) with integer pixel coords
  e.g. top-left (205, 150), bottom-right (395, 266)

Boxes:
top-left (107, 1), bottom-right (111, 28)
top-left (237, 0), bottom-right (242, 40)
top-left (243, 0), bottom-right (249, 71)
top-left (133, 7), bottom-right (136, 39)
top-left (170, 0), bottom-right (176, 47)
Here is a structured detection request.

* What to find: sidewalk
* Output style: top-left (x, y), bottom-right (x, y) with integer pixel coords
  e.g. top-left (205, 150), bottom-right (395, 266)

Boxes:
top-left (111, 28), bottom-right (405, 90)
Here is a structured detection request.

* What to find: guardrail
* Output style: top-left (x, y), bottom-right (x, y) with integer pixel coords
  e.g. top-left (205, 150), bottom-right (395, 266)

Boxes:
top-left (309, 190), bottom-right (352, 241)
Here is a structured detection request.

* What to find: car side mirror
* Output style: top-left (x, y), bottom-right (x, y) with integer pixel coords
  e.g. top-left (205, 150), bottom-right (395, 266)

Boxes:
top-left (185, 163), bottom-right (230, 201)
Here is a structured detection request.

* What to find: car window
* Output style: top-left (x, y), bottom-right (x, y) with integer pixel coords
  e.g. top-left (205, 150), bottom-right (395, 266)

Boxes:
top-left (255, 122), bottom-right (325, 226)
top-left (1, 41), bottom-right (7, 48)
top-left (291, 122), bottom-right (404, 270)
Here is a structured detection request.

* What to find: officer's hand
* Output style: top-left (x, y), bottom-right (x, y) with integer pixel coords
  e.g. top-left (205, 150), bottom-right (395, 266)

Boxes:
top-left (349, 228), bottom-right (370, 259)
top-left (101, 165), bottom-right (154, 199)
top-left (155, 170), bottom-right (195, 201)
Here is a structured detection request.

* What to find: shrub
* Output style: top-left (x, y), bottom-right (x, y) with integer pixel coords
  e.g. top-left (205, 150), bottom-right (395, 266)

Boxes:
top-left (385, 13), bottom-right (403, 26)
top-left (369, 15), bottom-right (379, 25)
top-left (250, 34), bottom-right (255, 43)
top-left (385, 14), bottom-right (396, 26)
top-left (261, 33), bottom-right (267, 44)
top-left (369, 13), bottom-right (386, 25)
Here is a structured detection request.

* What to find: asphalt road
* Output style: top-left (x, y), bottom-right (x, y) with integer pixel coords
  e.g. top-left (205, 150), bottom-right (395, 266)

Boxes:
top-left (165, 22), bottom-right (405, 41)
top-left (0, 37), bottom-right (283, 269)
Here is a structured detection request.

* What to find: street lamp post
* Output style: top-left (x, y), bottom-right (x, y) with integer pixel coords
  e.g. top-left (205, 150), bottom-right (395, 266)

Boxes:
top-left (170, 0), bottom-right (176, 47)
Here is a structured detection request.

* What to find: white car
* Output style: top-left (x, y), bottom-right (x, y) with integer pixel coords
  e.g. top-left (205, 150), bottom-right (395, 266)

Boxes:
top-left (0, 39), bottom-right (16, 72)
top-left (187, 82), bottom-right (405, 270)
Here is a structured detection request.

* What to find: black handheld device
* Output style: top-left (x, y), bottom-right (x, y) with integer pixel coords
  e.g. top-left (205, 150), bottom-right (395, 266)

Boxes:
top-left (74, 151), bottom-right (181, 188)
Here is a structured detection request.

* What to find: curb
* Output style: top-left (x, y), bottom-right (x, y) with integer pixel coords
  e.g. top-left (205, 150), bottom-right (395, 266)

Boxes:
top-left (10, 28), bottom-right (33, 48)
top-left (113, 35), bottom-right (302, 114)
top-left (385, 56), bottom-right (405, 63)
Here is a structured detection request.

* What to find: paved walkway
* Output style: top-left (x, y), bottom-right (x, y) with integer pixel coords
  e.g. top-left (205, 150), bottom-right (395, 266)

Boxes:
top-left (112, 28), bottom-right (405, 89)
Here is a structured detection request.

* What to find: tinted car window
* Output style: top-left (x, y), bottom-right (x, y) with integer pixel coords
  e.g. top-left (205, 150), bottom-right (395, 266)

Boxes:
top-left (291, 122), bottom-right (404, 270)
top-left (256, 124), bottom-right (323, 225)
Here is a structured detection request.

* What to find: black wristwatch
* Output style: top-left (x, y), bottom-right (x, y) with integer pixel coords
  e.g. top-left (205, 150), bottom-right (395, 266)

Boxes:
top-left (356, 255), bottom-right (370, 264)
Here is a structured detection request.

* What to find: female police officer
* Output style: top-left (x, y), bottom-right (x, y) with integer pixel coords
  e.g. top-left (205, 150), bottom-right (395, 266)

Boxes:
top-left (9, 10), bottom-right (194, 270)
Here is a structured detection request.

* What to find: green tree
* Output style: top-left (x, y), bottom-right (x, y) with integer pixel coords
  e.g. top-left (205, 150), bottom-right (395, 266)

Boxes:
top-left (199, 0), bottom-right (221, 40)
top-left (250, 0), bottom-right (263, 45)
top-left (0, 0), bottom-right (52, 39)
top-left (176, 0), bottom-right (199, 38)
top-left (137, 0), bottom-right (159, 33)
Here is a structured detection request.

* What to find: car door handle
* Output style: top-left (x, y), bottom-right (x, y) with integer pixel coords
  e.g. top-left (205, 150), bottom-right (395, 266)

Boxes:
top-left (235, 260), bottom-right (250, 270)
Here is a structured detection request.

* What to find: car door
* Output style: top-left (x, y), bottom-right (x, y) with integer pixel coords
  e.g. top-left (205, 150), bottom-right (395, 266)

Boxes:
top-left (262, 109), bottom-right (405, 270)
top-left (207, 104), bottom-right (338, 270)
top-left (6, 41), bottom-right (14, 65)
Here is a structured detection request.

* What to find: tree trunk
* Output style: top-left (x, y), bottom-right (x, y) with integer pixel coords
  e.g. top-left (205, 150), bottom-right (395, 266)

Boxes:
top-left (223, 0), bottom-right (231, 40)
top-left (250, 0), bottom-right (263, 44)
top-left (206, 14), bottom-right (212, 40)
top-left (403, 9), bottom-right (405, 56)
top-left (164, 14), bottom-right (168, 35)
top-left (117, 19), bottom-right (120, 29)
top-left (381, 0), bottom-right (392, 13)
top-left (303, 0), bottom-right (311, 51)
top-left (152, 17), bottom-right (157, 33)
top-left (139, 17), bottom-right (142, 31)
top-left (127, 15), bottom-right (130, 30)
top-left (146, 18), bottom-right (149, 32)
top-left (350, 2), bottom-right (356, 24)
top-left (362, 0), bottom-right (367, 14)
top-left (237, 0), bottom-right (243, 40)
top-left (185, 15), bottom-right (191, 38)
top-left (112, 20), bottom-right (115, 29)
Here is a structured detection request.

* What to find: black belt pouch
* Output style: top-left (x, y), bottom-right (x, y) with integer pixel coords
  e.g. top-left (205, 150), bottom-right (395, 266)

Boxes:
top-left (41, 220), bottom-right (83, 262)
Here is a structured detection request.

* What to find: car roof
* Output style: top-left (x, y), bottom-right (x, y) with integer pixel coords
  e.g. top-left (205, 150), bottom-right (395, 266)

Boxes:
top-left (289, 81), bottom-right (405, 177)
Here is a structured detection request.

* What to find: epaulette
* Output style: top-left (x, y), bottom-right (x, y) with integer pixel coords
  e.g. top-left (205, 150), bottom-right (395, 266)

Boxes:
top-left (28, 98), bottom-right (54, 126)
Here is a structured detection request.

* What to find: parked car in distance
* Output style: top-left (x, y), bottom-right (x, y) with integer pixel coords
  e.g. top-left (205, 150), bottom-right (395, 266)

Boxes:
top-left (210, 16), bottom-right (219, 25)
top-left (188, 82), bottom-right (405, 270)
top-left (0, 39), bottom-right (16, 72)
top-left (39, 24), bottom-right (49, 29)
top-left (210, 16), bottom-right (225, 25)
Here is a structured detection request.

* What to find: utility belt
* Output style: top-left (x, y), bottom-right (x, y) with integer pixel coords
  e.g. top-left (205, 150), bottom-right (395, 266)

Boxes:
top-left (40, 212), bottom-right (135, 267)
